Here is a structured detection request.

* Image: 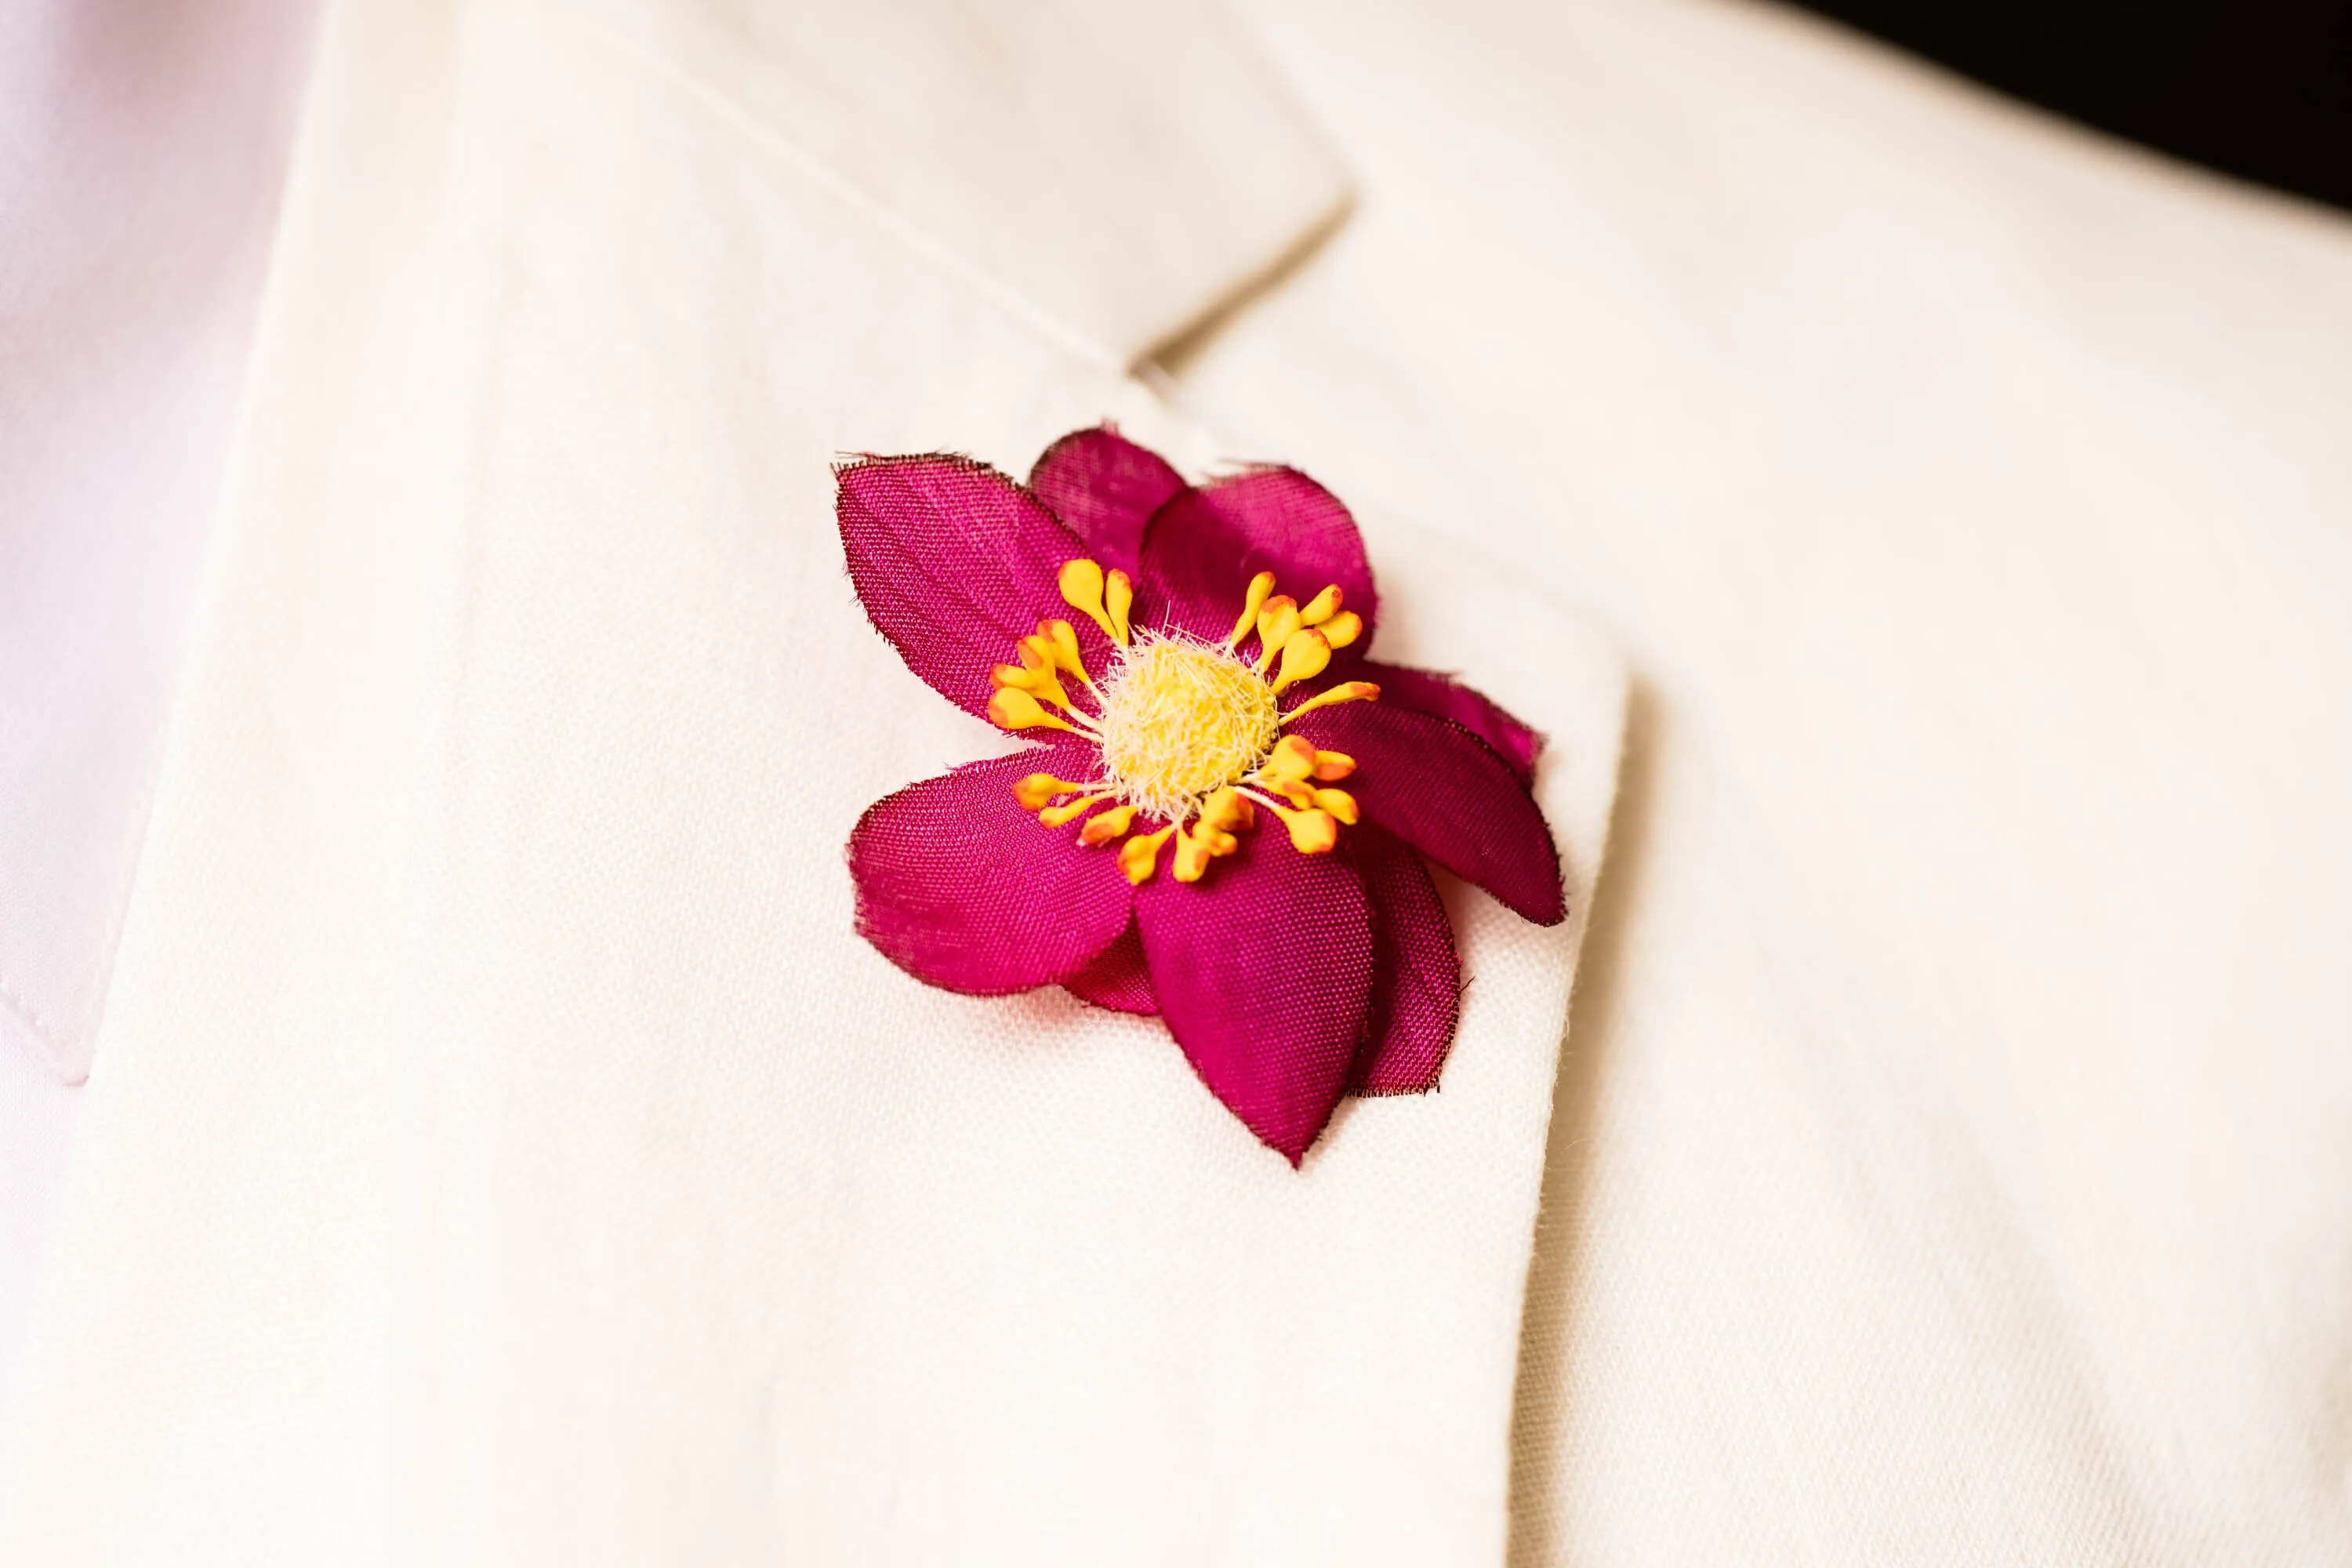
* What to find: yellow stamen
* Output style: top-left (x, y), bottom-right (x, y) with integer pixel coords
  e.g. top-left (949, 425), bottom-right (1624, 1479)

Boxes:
top-left (1036, 619), bottom-right (1099, 695)
top-left (988, 687), bottom-right (1078, 734)
top-left (1252, 742), bottom-right (1316, 808)
top-left (1200, 786), bottom-right (1255, 833)
top-left (1253, 596), bottom-right (1301, 671)
top-left (1059, 558), bottom-right (1125, 646)
top-left (1021, 635), bottom-right (1073, 692)
top-left (1078, 804), bottom-right (1135, 845)
top-left (1298, 585), bottom-right (1343, 626)
top-left (1171, 831), bottom-right (1213, 882)
top-left (1258, 734), bottom-right (1317, 786)
top-left (1119, 825), bottom-right (1178, 885)
top-left (1105, 569), bottom-right (1133, 645)
top-left (1267, 628), bottom-right (1331, 695)
top-left (1039, 793), bottom-right (1103, 828)
top-left (1172, 817), bottom-right (1246, 881)
top-left (1319, 610), bottom-right (1363, 649)
top-left (992, 652), bottom-right (1071, 711)
top-left (1279, 681), bottom-right (1380, 724)
top-left (1014, 773), bottom-right (1093, 810)
top-left (1226, 571), bottom-right (1277, 648)
top-left (1264, 800), bottom-right (1339, 855)
top-left (1311, 750), bottom-right (1356, 782)
top-left (1311, 786), bottom-right (1359, 825)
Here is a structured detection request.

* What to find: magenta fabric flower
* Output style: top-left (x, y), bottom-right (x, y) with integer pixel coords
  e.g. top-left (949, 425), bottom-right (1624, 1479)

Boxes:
top-left (840, 426), bottom-right (1566, 1163)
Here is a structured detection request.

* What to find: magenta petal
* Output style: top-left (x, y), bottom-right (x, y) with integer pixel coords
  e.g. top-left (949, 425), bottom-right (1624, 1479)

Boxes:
top-left (1136, 467), bottom-right (1379, 648)
top-left (1134, 833), bottom-right (1374, 1164)
top-left (849, 743), bottom-right (1134, 995)
top-left (1356, 660), bottom-right (1542, 785)
top-left (1062, 919), bottom-right (1160, 1015)
top-left (1028, 426), bottom-right (1186, 576)
top-left (1290, 699), bottom-right (1566, 927)
top-left (1345, 827), bottom-right (1462, 1094)
top-left (837, 454), bottom-right (1106, 720)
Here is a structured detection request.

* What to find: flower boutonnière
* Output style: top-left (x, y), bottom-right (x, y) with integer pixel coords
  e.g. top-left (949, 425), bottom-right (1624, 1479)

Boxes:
top-left (840, 426), bottom-right (1565, 1163)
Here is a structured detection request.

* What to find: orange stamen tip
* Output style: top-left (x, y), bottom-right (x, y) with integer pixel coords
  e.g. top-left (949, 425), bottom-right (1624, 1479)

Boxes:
top-left (1038, 793), bottom-right (1103, 828)
top-left (1299, 585), bottom-right (1344, 626)
top-left (1279, 681), bottom-right (1380, 723)
top-left (1105, 568), bottom-right (1134, 645)
top-left (1167, 811), bottom-right (1242, 883)
top-left (1254, 596), bottom-right (1301, 670)
top-left (1311, 787), bottom-right (1359, 826)
top-left (1036, 619), bottom-right (1096, 689)
top-left (1200, 786), bottom-right (1254, 833)
top-left (1119, 826), bottom-right (1178, 885)
top-left (992, 659), bottom-right (1069, 709)
top-left (988, 687), bottom-right (1074, 732)
top-left (1269, 735), bottom-right (1316, 773)
top-left (1268, 628), bottom-right (1331, 695)
top-left (1078, 804), bottom-right (1135, 845)
top-left (1319, 610), bottom-right (1363, 649)
top-left (1226, 571), bottom-right (1279, 647)
top-left (1279, 806), bottom-right (1339, 855)
top-left (1013, 773), bottom-right (1078, 810)
top-left (1172, 834), bottom-right (1213, 882)
top-left (1310, 750), bottom-right (1356, 782)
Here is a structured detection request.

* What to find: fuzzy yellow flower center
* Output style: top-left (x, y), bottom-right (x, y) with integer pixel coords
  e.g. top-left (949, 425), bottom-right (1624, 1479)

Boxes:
top-left (985, 557), bottom-right (1382, 885)
top-left (1093, 636), bottom-right (1279, 826)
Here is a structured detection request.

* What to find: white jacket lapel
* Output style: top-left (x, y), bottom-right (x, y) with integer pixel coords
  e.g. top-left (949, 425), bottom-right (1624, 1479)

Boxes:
top-left (0, 4), bottom-right (1621, 1561)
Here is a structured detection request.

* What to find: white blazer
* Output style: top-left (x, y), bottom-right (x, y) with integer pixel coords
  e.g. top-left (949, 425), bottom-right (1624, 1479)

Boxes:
top-left (7, 0), bottom-right (2350, 1563)
top-left (0, 1), bottom-right (1623, 1561)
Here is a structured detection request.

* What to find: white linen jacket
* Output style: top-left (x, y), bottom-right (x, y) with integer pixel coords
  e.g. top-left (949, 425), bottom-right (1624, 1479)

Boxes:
top-left (4, 0), bottom-right (2348, 1563)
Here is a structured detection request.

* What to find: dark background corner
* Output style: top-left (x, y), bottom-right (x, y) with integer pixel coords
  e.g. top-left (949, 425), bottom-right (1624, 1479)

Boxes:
top-left (1789, 0), bottom-right (2352, 212)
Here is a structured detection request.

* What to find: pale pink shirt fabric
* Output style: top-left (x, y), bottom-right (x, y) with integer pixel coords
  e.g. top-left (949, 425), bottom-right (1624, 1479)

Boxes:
top-left (0, 0), bottom-right (315, 1403)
